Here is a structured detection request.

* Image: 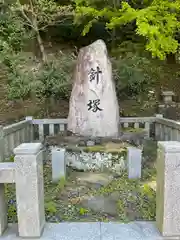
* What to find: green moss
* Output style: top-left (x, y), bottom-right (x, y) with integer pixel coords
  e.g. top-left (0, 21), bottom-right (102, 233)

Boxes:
top-left (82, 145), bottom-right (128, 154)
top-left (82, 145), bottom-right (105, 153)
top-left (122, 127), bottom-right (145, 133)
top-left (66, 146), bottom-right (82, 153)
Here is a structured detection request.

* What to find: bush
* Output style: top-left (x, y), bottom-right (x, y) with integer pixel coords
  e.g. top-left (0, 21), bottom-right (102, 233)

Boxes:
top-left (34, 53), bottom-right (76, 100)
top-left (112, 54), bottom-right (161, 100)
top-left (3, 52), bottom-right (76, 101)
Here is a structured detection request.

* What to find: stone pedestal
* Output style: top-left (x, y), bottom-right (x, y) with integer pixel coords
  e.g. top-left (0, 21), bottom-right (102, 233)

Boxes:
top-left (156, 141), bottom-right (180, 237)
top-left (14, 143), bottom-right (45, 238)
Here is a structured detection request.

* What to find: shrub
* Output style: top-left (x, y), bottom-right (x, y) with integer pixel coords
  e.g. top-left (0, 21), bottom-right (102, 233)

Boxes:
top-left (3, 52), bottom-right (76, 101)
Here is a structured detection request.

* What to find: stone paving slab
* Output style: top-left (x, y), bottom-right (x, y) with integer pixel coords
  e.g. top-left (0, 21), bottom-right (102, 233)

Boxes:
top-left (1, 222), bottom-right (180, 240)
top-left (101, 222), bottom-right (180, 240)
top-left (0, 223), bottom-right (101, 240)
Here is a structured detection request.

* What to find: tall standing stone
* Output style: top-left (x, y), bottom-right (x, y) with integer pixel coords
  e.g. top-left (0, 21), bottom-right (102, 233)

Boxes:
top-left (68, 39), bottom-right (119, 137)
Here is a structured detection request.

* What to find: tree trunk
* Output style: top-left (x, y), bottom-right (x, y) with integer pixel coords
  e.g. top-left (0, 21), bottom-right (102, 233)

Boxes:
top-left (36, 30), bottom-right (47, 63)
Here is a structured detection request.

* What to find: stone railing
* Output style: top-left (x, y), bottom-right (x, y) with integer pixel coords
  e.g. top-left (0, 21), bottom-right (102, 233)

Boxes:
top-left (32, 118), bottom-right (68, 141)
top-left (120, 117), bottom-right (156, 138)
top-left (32, 117), bottom-right (155, 141)
top-left (1, 117), bottom-right (34, 160)
top-left (1, 114), bottom-right (180, 160)
top-left (155, 116), bottom-right (180, 141)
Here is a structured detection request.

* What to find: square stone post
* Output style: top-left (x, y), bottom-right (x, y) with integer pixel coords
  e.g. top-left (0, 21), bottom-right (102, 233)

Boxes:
top-left (25, 116), bottom-right (34, 142)
top-left (14, 143), bottom-right (45, 238)
top-left (127, 147), bottom-right (142, 179)
top-left (156, 141), bottom-right (180, 237)
top-left (0, 126), bottom-right (4, 162)
top-left (0, 184), bottom-right (7, 235)
top-left (51, 147), bottom-right (66, 183)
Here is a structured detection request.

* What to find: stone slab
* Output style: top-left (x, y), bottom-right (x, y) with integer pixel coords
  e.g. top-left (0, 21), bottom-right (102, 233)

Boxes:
top-left (0, 163), bottom-right (15, 183)
top-left (13, 143), bottom-right (43, 155)
top-left (1, 222), bottom-right (180, 240)
top-left (0, 223), bottom-right (101, 240)
top-left (100, 222), bottom-right (178, 240)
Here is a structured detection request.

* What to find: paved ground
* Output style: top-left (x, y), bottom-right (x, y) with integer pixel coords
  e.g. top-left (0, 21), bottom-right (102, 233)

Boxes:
top-left (0, 222), bottom-right (179, 240)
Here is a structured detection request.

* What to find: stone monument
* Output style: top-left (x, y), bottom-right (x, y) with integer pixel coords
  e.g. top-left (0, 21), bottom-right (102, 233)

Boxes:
top-left (68, 39), bottom-right (119, 137)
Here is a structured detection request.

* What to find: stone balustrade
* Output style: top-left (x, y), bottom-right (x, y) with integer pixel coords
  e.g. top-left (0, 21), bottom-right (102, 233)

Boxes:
top-left (1, 117), bottom-right (34, 161)
top-left (155, 115), bottom-right (180, 141)
top-left (0, 143), bottom-right (45, 238)
top-left (1, 115), bottom-right (180, 160)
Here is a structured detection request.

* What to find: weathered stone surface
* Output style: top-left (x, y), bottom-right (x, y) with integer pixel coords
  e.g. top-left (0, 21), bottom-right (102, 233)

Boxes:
top-left (0, 163), bottom-right (15, 183)
top-left (0, 184), bottom-right (7, 236)
top-left (68, 39), bottom-right (119, 137)
top-left (51, 147), bottom-right (66, 183)
top-left (127, 147), bottom-right (142, 179)
top-left (76, 172), bottom-right (113, 187)
top-left (156, 141), bottom-right (180, 237)
top-left (81, 196), bottom-right (118, 216)
top-left (14, 143), bottom-right (45, 238)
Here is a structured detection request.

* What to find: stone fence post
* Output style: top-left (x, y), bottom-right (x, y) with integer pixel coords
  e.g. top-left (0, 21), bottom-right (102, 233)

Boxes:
top-left (154, 114), bottom-right (163, 141)
top-left (0, 126), bottom-right (4, 162)
top-left (14, 143), bottom-right (45, 238)
top-left (156, 141), bottom-right (180, 237)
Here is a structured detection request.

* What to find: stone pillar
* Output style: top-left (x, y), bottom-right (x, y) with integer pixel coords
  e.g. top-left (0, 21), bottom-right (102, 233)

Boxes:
top-left (25, 116), bottom-right (34, 142)
top-left (127, 147), bottom-right (142, 179)
top-left (0, 184), bottom-right (7, 235)
top-left (155, 115), bottom-right (163, 141)
top-left (0, 126), bottom-right (4, 162)
top-left (51, 147), bottom-right (66, 183)
top-left (156, 141), bottom-right (180, 237)
top-left (14, 143), bottom-right (45, 238)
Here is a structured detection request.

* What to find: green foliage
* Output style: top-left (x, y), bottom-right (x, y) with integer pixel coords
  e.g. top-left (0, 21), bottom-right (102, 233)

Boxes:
top-left (1, 51), bottom-right (76, 101)
top-left (112, 55), bottom-right (156, 98)
top-left (79, 207), bottom-right (89, 215)
top-left (54, 177), bottom-right (66, 193)
top-left (34, 53), bottom-right (75, 100)
top-left (0, 2), bottom-right (30, 52)
top-left (45, 201), bottom-right (57, 215)
top-left (8, 205), bottom-right (17, 222)
top-left (13, 0), bottom-right (73, 31)
top-left (95, 172), bottom-right (156, 221)
top-left (74, 0), bottom-right (180, 59)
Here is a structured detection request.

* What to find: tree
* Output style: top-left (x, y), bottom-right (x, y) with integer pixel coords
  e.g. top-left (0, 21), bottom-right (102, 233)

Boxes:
top-left (12, 0), bottom-right (73, 62)
top-left (74, 0), bottom-right (180, 60)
